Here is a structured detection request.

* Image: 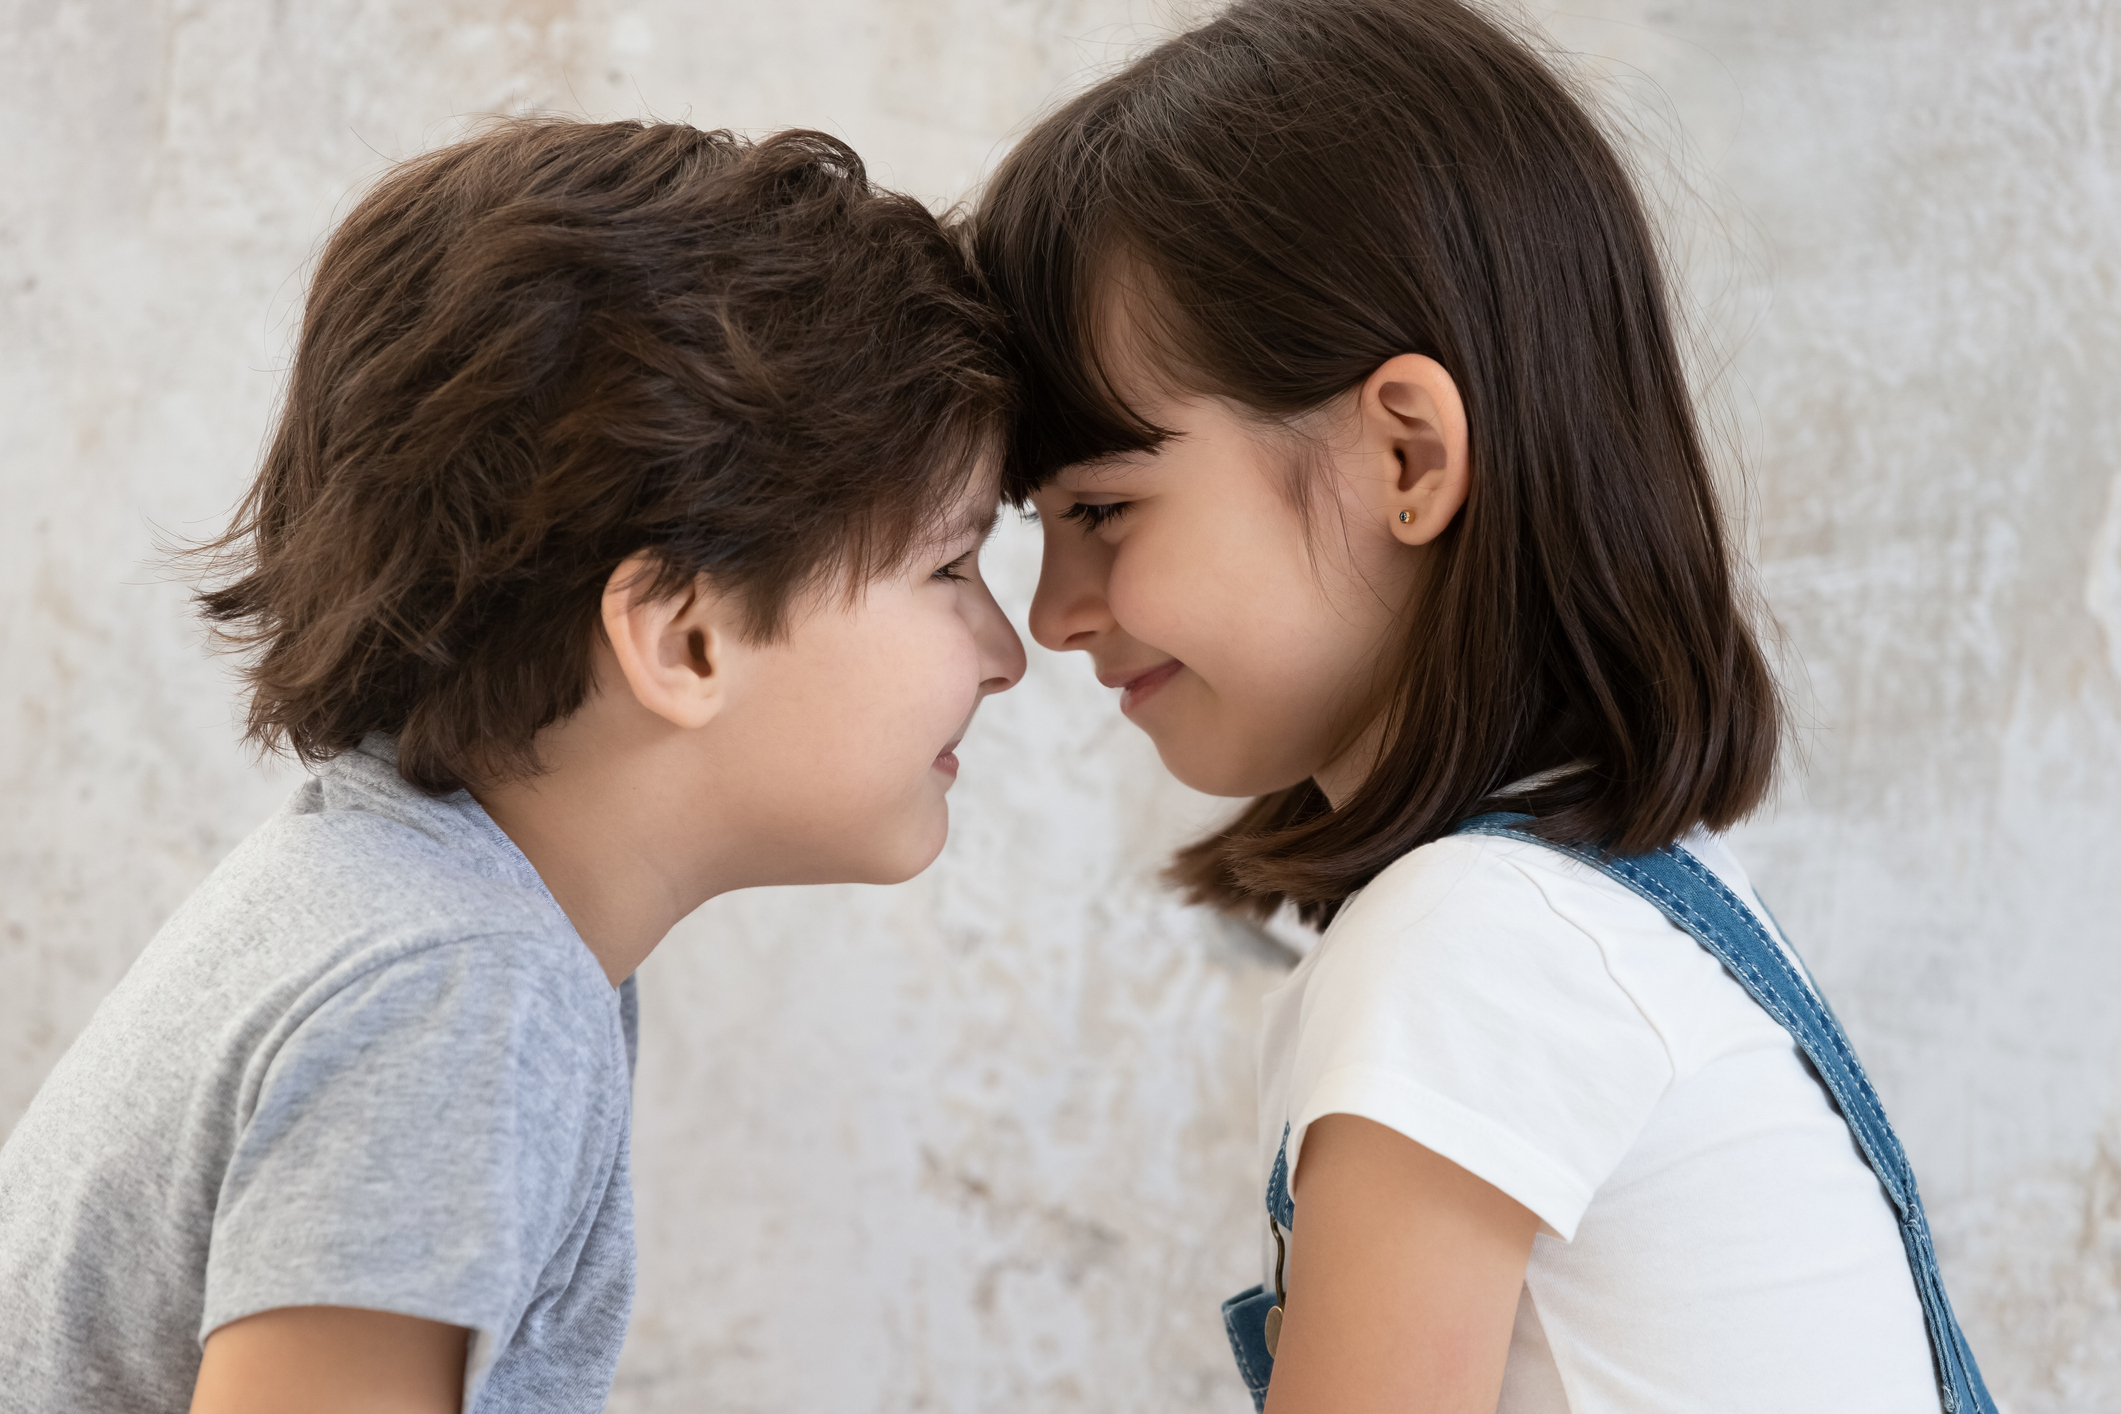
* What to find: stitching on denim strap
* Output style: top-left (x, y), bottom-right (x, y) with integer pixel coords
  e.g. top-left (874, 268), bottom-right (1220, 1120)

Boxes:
top-left (1605, 852), bottom-right (1910, 1208)
top-left (1228, 1301), bottom-right (1269, 1393)
top-left (1631, 851), bottom-right (1907, 1175)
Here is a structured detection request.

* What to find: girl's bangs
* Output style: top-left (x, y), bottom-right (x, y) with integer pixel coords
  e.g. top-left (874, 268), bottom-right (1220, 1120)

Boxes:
top-left (981, 170), bottom-right (1175, 502)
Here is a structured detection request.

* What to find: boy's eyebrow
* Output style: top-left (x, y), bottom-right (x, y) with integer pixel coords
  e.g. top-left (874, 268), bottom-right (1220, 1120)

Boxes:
top-left (949, 506), bottom-right (1000, 544)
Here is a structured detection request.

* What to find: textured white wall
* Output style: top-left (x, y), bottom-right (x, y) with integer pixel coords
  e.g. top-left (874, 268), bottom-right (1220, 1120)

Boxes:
top-left (2, 2), bottom-right (2114, 1411)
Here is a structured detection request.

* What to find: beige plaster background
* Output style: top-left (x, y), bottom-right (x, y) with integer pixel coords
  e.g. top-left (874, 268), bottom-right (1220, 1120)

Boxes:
top-left (3, 0), bottom-right (2116, 1410)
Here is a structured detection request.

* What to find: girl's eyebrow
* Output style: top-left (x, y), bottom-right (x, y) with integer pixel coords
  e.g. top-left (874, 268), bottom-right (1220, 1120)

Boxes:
top-left (1059, 452), bottom-right (1158, 487)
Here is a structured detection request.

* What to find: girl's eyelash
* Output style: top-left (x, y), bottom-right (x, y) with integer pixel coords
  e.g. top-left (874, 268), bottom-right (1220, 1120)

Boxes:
top-left (1059, 501), bottom-right (1130, 530)
top-left (932, 552), bottom-right (973, 583)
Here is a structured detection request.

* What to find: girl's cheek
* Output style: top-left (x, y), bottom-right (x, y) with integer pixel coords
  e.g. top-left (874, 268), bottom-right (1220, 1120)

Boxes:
top-left (1107, 535), bottom-right (1187, 643)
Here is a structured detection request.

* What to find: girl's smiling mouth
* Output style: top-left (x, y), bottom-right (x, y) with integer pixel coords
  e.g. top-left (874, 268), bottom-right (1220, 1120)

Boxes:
top-left (1102, 659), bottom-right (1184, 713)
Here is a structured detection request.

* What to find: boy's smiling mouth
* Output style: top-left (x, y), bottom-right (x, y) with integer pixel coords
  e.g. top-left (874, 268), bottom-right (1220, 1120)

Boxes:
top-left (1101, 658), bottom-right (1183, 713)
top-left (934, 706), bottom-right (982, 778)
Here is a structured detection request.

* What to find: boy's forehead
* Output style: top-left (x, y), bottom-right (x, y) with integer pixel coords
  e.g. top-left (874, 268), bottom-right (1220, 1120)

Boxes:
top-left (943, 500), bottom-right (1000, 542)
top-left (935, 462), bottom-right (1004, 540)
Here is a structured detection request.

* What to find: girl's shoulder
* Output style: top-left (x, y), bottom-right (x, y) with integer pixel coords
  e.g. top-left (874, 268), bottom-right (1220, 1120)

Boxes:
top-left (1272, 832), bottom-right (1722, 1242)
top-left (1292, 832), bottom-right (1612, 1023)
top-left (1321, 828), bottom-right (1619, 959)
top-left (1300, 826), bottom-right (1783, 1054)
top-left (1325, 825), bottom-right (1765, 959)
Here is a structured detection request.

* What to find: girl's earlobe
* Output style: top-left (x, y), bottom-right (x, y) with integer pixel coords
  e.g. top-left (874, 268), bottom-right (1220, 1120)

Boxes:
top-left (1391, 501), bottom-right (1433, 543)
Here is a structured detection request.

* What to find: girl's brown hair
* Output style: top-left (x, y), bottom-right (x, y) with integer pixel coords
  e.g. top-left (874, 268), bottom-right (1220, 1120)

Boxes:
top-left (195, 118), bottom-right (1010, 795)
top-left (976, 0), bottom-right (1781, 925)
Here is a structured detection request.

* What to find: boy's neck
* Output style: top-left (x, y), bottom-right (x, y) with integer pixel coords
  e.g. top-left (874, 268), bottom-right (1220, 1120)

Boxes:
top-left (471, 695), bottom-right (732, 988)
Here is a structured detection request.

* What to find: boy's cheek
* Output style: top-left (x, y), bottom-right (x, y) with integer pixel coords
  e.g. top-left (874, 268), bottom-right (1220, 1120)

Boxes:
top-left (828, 611), bottom-right (981, 763)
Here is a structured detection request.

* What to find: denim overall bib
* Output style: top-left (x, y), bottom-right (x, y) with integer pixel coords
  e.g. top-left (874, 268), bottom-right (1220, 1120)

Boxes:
top-left (1220, 812), bottom-right (1996, 1414)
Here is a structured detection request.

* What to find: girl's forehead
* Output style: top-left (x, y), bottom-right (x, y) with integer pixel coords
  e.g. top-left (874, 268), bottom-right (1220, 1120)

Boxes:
top-left (1086, 257), bottom-right (1204, 401)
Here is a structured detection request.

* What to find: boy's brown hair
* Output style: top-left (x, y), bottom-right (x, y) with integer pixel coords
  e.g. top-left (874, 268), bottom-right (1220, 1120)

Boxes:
top-left (196, 118), bottom-right (1010, 795)
top-left (976, 0), bottom-right (1781, 925)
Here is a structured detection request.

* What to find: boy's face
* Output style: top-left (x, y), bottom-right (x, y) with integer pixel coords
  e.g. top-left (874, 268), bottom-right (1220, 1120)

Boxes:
top-left (712, 474), bottom-right (1025, 886)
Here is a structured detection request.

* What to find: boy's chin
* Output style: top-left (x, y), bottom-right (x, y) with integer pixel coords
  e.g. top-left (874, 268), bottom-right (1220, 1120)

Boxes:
top-left (845, 802), bottom-right (951, 886)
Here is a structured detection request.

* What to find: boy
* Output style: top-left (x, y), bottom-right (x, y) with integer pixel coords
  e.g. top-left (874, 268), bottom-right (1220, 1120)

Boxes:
top-left (0, 119), bottom-right (1023, 1412)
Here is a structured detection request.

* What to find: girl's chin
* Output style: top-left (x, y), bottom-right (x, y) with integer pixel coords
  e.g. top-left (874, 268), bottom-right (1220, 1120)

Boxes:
top-left (1152, 744), bottom-right (1267, 800)
top-left (1149, 724), bottom-right (1321, 800)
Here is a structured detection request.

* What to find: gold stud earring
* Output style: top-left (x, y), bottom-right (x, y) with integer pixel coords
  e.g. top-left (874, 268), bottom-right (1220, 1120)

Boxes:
top-left (1398, 510), bottom-right (1413, 524)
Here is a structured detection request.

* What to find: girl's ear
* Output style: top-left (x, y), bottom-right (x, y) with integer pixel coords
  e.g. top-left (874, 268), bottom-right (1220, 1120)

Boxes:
top-left (600, 553), bottom-right (741, 730)
top-left (1363, 353), bottom-right (1470, 547)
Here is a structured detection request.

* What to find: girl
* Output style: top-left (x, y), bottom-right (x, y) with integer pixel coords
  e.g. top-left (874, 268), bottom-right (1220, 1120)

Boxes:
top-left (975, 2), bottom-right (1993, 1411)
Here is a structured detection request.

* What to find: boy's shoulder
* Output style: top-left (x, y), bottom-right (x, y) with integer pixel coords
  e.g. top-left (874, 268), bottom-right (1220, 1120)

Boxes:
top-left (234, 735), bottom-right (562, 931)
top-left (158, 736), bottom-right (594, 992)
top-left (0, 741), bottom-right (633, 1414)
top-left (94, 734), bottom-right (624, 1113)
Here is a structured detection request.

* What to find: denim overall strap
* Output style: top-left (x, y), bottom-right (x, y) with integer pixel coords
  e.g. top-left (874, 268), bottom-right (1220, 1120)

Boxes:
top-left (1220, 1125), bottom-right (1295, 1411)
top-left (1453, 812), bottom-right (1995, 1414)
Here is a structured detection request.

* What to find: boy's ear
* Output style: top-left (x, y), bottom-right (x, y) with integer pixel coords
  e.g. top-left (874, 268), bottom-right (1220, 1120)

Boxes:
top-left (1363, 353), bottom-right (1470, 547)
top-left (601, 553), bottom-right (741, 730)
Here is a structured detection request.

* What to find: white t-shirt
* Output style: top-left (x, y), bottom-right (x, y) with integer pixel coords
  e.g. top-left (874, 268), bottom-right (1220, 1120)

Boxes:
top-left (1258, 829), bottom-right (1940, 1413)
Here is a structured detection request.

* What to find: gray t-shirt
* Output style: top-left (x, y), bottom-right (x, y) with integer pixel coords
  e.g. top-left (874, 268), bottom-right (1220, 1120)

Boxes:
top-left (0, 737), bottom-right (636, 1413)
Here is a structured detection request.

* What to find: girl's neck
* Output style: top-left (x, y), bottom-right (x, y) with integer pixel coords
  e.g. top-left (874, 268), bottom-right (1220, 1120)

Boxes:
top-left (1313, 713), bottom-right (1392, 809)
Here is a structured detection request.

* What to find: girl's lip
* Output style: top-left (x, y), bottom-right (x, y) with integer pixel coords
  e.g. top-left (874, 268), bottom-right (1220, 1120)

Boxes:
top-left (1114, 659), bottom-right (1183, 712)
top-left (933, 749), bottom-right (959, 777)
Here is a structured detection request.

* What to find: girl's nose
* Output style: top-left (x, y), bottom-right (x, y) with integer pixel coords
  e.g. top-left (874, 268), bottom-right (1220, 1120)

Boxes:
top-left (1028, 523), bottom-right (1117, 654)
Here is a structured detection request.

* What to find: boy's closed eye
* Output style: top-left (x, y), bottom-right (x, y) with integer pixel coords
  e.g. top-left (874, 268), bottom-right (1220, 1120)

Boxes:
top-left (928, 506), bottom-right (1002, 582)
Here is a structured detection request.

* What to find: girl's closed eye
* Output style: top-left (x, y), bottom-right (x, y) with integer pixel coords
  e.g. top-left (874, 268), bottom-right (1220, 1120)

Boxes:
top-left (1058, 500), bottom-right (1131, 531)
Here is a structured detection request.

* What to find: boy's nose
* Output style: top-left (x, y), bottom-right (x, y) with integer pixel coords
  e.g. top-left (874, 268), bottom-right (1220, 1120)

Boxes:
top-left (975, 587), bottom-right (1027, 696)
top-left (978, 634), bottom-right (1026, 697)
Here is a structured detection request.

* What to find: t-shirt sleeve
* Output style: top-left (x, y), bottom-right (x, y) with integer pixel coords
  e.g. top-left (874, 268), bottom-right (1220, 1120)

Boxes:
top-left (1284, 840), bottom-right (1676, 1240)
top-left (199, 935), bottom-right (625, 1363)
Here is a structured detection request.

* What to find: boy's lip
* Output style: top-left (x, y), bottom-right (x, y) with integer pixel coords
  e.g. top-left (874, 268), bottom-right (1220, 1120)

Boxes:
top-left (933, 712), bottom-right (975, 777)
top-left (1100, 658), bottom-right (1183, 712)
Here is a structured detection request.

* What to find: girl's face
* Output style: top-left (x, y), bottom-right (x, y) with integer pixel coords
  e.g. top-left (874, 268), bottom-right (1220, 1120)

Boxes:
top-left (1025, 347), bottom-right (1468, 803)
